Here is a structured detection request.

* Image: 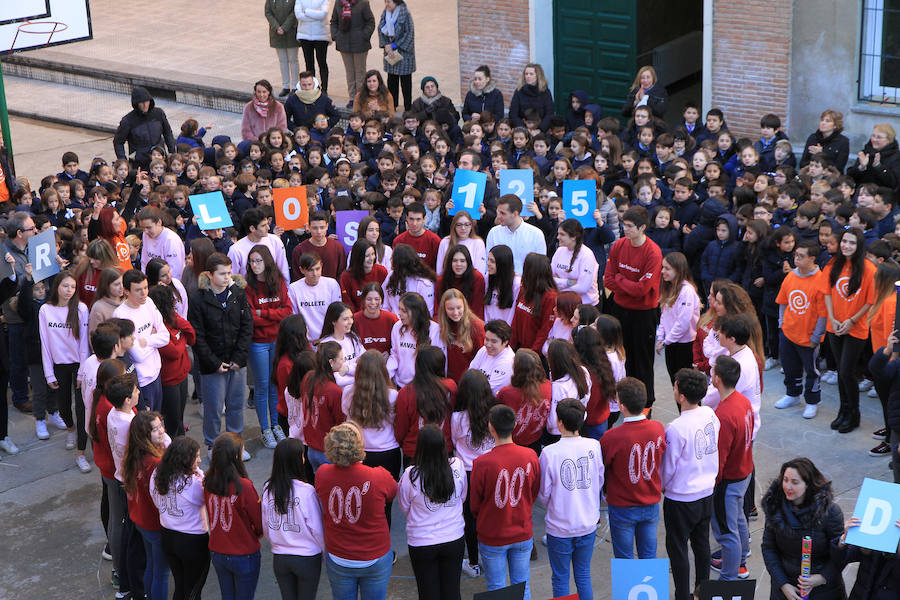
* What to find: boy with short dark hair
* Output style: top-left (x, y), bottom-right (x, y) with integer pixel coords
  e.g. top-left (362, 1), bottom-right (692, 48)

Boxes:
top-left (393, 201), bottom-right (442, 270)
top-left (754, 113), bottom-right (789, 172)
top-left (57, 151), bottom-right (90, 184)
top-left (872, 187), bottom-right (898, 237)
top-left (294, 210), bottom-right (346, 280)
top-left (695, 108), bottom-right (725, 145)
top-left (793, 202), bottom-right (821, 243)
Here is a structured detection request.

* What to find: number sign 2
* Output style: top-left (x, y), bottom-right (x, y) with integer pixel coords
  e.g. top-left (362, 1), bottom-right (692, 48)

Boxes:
top-left (499, 169), bottom-right (534, 217)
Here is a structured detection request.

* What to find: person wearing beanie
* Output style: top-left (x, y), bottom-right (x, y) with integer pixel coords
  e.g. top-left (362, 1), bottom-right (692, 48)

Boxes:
top-left (411, 76), bottom-right (460, 125)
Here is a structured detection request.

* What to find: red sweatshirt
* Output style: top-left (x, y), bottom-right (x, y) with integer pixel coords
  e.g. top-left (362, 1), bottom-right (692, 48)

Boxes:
top-left (470, 443), bottom-right (540, 546)
top-left (394, 379), bottom-right (457, 457)
top-left (276, 353), bottom-right (293, 417)
top-left (293, 238), bottom-right (346, 281)
top-left (93, 396), bottom-right (116, 479)
top-left (394, 230), bottom-right (441, 270)
top-left (314, 462), bottom-right (397, 561)
top-left (436, 270), bottom-right (486, 320)
top-left (245, 280), bottom-right (294, 343)
top-left (510, 289), bottom-right (557, 352)
top-left (584, 370), bottom-right (611, 426)
top-left (301, 379), bottom-right (345, 451)
top-left (714, 390), bottom-right (754, 481)
top-left (128, 455), bottom-right (162, 531)
top-left (603, 236), bottom-right (662, 311)
top-left (353, 309), bottom-right (398, 355)
top-left (205, 479), bottom-right (263, 555)
top-left (340, 265), bottom-right (388, 312)
top-left (77, 268), bottom-right (101, 308)
top-left (599, 417), bottom-right (666, 507)
top-left (158, 314), bottom-right (196, 387)
top-left (445, 318), bottom-right (485, 382)
top-left (496, 382), bottom-right (552, 446)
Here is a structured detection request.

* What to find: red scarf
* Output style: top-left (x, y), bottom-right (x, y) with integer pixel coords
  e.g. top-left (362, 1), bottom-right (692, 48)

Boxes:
top-left (253, 98), bottom-right (269, 119)
top-left (340, 0), bottom-right (354, 30)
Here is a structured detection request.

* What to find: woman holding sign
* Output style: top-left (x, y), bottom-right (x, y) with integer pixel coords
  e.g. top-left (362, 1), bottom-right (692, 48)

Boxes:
top-left (761, 458), bottom-right (845, 600)
top-left (551, 218), bottom-right (600, 306)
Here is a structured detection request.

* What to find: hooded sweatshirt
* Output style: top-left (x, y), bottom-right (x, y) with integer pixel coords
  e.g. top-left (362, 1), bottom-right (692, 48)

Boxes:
top-left (113, 87), bottom-right (176, 167)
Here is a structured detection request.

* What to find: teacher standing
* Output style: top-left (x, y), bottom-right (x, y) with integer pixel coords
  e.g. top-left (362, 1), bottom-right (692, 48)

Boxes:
top-left (378, 0), bottom-right (416, 112)
top-left (331, 0), bottom-right (376, 108)
top-left (295, 0), bottom-right (332, 94)
top-left (265, 0), bottom-right (300, 98)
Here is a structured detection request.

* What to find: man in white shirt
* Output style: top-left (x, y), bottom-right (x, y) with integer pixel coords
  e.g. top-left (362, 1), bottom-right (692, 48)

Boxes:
top-left (227, 208), bottom-right (290, 281)
top-left (486, 195), bottom-right (546, 275)
top-left (138, 206), bottom-right (185, 279)
top-left (288, 252), bottom-right (342, 341)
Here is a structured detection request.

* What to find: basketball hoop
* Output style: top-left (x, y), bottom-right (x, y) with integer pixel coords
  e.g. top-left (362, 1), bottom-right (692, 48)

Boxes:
top-left (10, 19), bottom-right (68, 51)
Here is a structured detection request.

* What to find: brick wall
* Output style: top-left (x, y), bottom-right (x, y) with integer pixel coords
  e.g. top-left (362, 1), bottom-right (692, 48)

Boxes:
top-left (457, 0), bottom-right (531, 113)
top-left (711, 0), bottom-right (793, 139)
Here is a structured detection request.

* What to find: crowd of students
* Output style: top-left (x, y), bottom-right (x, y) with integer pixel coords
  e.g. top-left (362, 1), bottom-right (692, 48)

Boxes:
top-left (1, 59), bottom-right (900, 600)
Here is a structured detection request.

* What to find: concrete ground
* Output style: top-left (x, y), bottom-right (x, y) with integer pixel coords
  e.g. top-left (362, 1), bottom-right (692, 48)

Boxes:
top-left (1, 118), bottom-right (892, 600)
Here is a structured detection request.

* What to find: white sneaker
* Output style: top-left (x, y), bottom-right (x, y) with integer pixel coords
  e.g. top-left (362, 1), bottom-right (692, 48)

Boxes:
top-left (0, 436), bottom-right (19, 454)
top-left (541, 534), bottom-right (548, 546)
top-left (764, 357), bottom-right (780, 371)
top-left (461, 558), bottom-right (482, 577)
top-left (272, 425), bottom-right (286, 442)
top-left (48, 412), bottom-right (67, 429)
top-left (242, 448), bottom-right (251, 462)
top-left (35, 419), bottom-right (50, 440)
top-left (868, 387), bottom-right (880, 398)
top-left (774, 395), bottom-right (801, 409)
top-left (822, 371), bottom-right (838, 385)
top-left (65, 431), bottom-right (76, 450)
top-left (859, 379), bottom-right (874, 392)
top-left (76, 454), bottom-right (92, 473)
top-left (803, 404), bottom-right (818, 419)
top-left (262, 429), bottom-right (277, 449)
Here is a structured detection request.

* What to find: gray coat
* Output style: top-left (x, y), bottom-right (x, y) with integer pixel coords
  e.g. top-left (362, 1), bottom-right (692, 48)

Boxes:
top-left (377, 4), bottom-right (415, 75)
top-left (266, 0), bottom-right (299, 48)
top-left (330, 0), bottom-right (375, 54)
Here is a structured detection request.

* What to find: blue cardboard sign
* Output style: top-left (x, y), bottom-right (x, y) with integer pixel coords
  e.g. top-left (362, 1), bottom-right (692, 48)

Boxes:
top-left (499, 169), bottom-right (534, 217)
top-left (189, 191), bottom-right (233, 230)
top-left (846, 478), bottom-right (900, 552)
top-left (562, 179), bottom-right (597, 228)
top-left (336, 210), bottom-right (370, 253)
top-left (449, 169), bottom-right (487, 219)
top-left (611, 558), bottom-right (669, 600)
top-left (27, 228), bottom-right (60, 283)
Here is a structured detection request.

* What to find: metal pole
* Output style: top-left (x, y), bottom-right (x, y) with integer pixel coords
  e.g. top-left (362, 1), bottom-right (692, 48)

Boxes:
top-left (0, 61), bottom-right (14, 173)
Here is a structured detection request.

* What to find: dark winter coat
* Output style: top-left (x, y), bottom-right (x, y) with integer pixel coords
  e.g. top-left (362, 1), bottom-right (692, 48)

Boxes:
top-left (683, 197), bottom-right (729, 270)
top-left (565, 90), bottom-right (590, 132)
top-left (509, 84), bottom-right (555, 131)
top-left (113, 87), bottom-right (176, 168)
top-left (377, 3), bottom-right (415, 75)
top-left (799, 130), bottom-right (850, 172)
top-left (265, 0), bottom-right (299, 48)
top-left (284, 90), bottom-right (340, 131)
top-left (754, 130), bottom-right (789, 173)
top-left (462, 82), bottom-right (504, 121)
top-left (16, 278), bottom-right (44, 366)
top-left (330, 0), bottom-right (375, 54)
top-left (848, 139), bottom-right (900, 192)
top-left (187, 274), bottom-right (253, 374)
top-left (672, 194), bottom-right (701, 230)
top-left (869, 349), bottom-right (900, 431)
top-left (621, 84), bottom-right (668, 118)
top-left (842, 544), bottom-right (900, 600)
top-left (740, 243), bottom-right (765, 304)
top-left (761, 479), bottom-right (845, 600)
top-left (761, 246), bottom-right (794, 316)
top-left (647, 226), bottom-right (682, 257)
top-left (410, 94), bottom-right (459, 125)
top-left (701, 213), bottom-right (742, 289)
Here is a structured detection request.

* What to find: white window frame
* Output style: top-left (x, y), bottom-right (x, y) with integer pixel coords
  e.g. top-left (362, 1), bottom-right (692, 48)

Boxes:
top-left (860, 0), bottom-right (900, 104)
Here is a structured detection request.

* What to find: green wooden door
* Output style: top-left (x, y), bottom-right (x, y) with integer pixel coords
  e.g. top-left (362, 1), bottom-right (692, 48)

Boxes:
top-left (552, 0), bottom-right (638, 120)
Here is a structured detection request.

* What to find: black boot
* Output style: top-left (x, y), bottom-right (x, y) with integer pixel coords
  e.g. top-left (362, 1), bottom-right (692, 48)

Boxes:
top-left (830, 404), bottom-right (847, 430)
top-left (838, 410), bottom-right (860, 434)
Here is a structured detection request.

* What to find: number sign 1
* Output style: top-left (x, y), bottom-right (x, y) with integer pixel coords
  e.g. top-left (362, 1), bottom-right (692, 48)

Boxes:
top-left (499, 169), bottom-right (534, 217)
top-left (562, 179), bottom-right (597, 228)
top-left (274, 186), bottom-right (309, 229)
top-left (450, 169), bottom-right (487, 219)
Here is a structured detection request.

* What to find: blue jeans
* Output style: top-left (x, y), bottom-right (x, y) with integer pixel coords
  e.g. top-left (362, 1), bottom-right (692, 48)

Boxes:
top-left (248, 341), bottom-right (278, 430)
top-left (202, 368), bottom-right (247, 448)
top-left (779, 333), bottom-right (821, 404)
top-left (547, 531), bottom-right (596, 600)
top-left (324, 550), bottom-right (392, 600)
top-left (210, 550), bottom-right (261, 600)
top-left (479, 538), bottom-right (533, 600)
top-left (135, 525), bottom-right (169, 600)
top-left (139, 376), bottom-right (163, 412)
top-left (307, 447), bottom-right (330, 472)
top-left (711, 475), bottom-right (751, 580)
top-left (608, 503), bottom-right (660, 559)
top-left (583, 422), bottom-right (608, 441)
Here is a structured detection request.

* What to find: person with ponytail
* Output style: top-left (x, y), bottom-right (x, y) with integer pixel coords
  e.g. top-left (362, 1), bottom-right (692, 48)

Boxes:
top-left (146, 256), bottom-right (190, 319)
top-left (301, 341), bottom-right (346, 472)
top-left (386, 292), bottom-right (445, 386)
top-left (541, 290), bottom-right (581, 357)
top-left (273, 315), bottom-right (313, 436)
top-left (551, 218), bottom-right (600, 305)
top-left (395, 345), bottom-right (457, 461)
top-left (148, 284), bottom-right (195, 437)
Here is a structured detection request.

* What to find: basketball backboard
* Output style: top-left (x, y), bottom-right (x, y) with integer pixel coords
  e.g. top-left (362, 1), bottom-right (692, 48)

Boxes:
top-left (0, 0), bottom-right (91, 55)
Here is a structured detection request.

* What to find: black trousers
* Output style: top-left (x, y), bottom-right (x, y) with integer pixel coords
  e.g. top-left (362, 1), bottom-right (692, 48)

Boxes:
top-left (664, 495), bottom-right (712, 600)
top-left (161, 528), bottom-right (210, 600)
top-left (273, 553), bottom-right (322, 600)
top-left (387, 73), bottom-right (412, 111)
top-left (462, 470), bottom-right (479, 565)
top-left (610, 299), bottom-right (659, 407)
top-left (162, 377), bottom-right (188, 437)
top-left (828, 333), bottom-right (867, 413)
top-left (363, 447), bottom-right (401, 528)
top-left (54, 362), bottom-right (86, 450)
top-left (299, 40), bottom-right (329, 92)
top-left (664, 341), bottom-right (694, 385)
top-left (408, 536), bottom-right (465, 600)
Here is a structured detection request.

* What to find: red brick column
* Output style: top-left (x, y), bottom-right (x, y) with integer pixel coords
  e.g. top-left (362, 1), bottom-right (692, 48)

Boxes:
top-left (457, 0), bottom-right (531, 112)
top-left (711, 0), bottom-right (793, 139)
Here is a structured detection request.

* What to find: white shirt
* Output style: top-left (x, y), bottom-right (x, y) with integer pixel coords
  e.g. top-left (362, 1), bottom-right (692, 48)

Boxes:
top-left (538, 436), bottom-right (604, 538)
top-left (661, 406), bottom-right (720, 502)
top-left (485, 221), bottom-right (546, 274)
top-left (468, 346), bottom-right (515, 394)
top-left (398, 457), bottom-right (467, 547)
top-left (142, 227), bottom-right (186, 279)
top-left (551, 245), bottom-right (600, 305)
top-left (340, 386), bottom-right (399, 452)
top-left (287, 276), bottom-right (342, 341)
top-left (547, 367), bottom-right (592, 435)
top-left (150, 468), bottom-right (208, 534)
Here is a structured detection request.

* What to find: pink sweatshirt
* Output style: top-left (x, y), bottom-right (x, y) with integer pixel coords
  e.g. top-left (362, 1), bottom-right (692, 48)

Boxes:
top-left (607, 350), bottom-right (625, 413)
top-left (468, 346), bottom-right (515, 394)
top-left (398, 456), bottom-right (467, 547)
top-left (551, 245), bottom-right (600, 305)
top-left (385, 320), bottom-right (445, 387)
top-left (340, 386), bottom-right (399, 452)
top-left (656, 280), bottom-right (701, 345)
top-left (113, 301), bottom-right (170, 387)
top-left (383, 277), bottom-right (436, 316)
top-left (436, 237), bottom-right (488, 277)
top-left (702, 346), bottom-right (761, 439)
top-left (541, 319), bottom-right (575, 357)
top-left (661, 406), bottom-right (720, 501)
top-left (39, 303), bottom-right (90, 383)
top-left (451, 412), bottom-right (495, 470)
top-left (262, 480), bottom-right (326, 556)
top-left (141, 227), bottom-right (186, 279)
top-left (484, 274), bottom-right (521, 325)
top-left (150, 468), bottom-right (208, 534)
top-left (286, 388), bottom-right (304, 442)
top-left (547, 368), bottom-right (592, 435)
top-left (538, 436), bottom-right (604, 538)
top-left (287, 277), bottom-right (342, 341)
top-left (319, 334), bottom-right (365, 387)
top-left (228, 234), bottom-right (290, 282)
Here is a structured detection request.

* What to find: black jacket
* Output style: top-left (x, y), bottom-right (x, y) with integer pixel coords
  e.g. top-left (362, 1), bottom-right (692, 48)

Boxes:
top-left (799, 130), bottom-right (850, 172)
top-left (848, 139), bottom-right (900, 192)
top-left (187, 275), bottom-right (253, 374)
top-left (869, 349), bottom-right (900, 431)
top-left (284, 90), bottom-right (340, 131)
top-left (509, 84), bottom-right (555, 131)
top-left (843, 544), bottom-right (900, 600)
top-left (621, 84), bottom-right (668, 118)
top-left (462, 85), bottom-right (504, 121)
top-left (16, 278), bottom-right (44, 365)
top-left (761, 480), bottom-right (845, 600)
top-left (113, 87), bottom-right (176, 168)
top-left (761, 246), bottom-right (794, 316)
